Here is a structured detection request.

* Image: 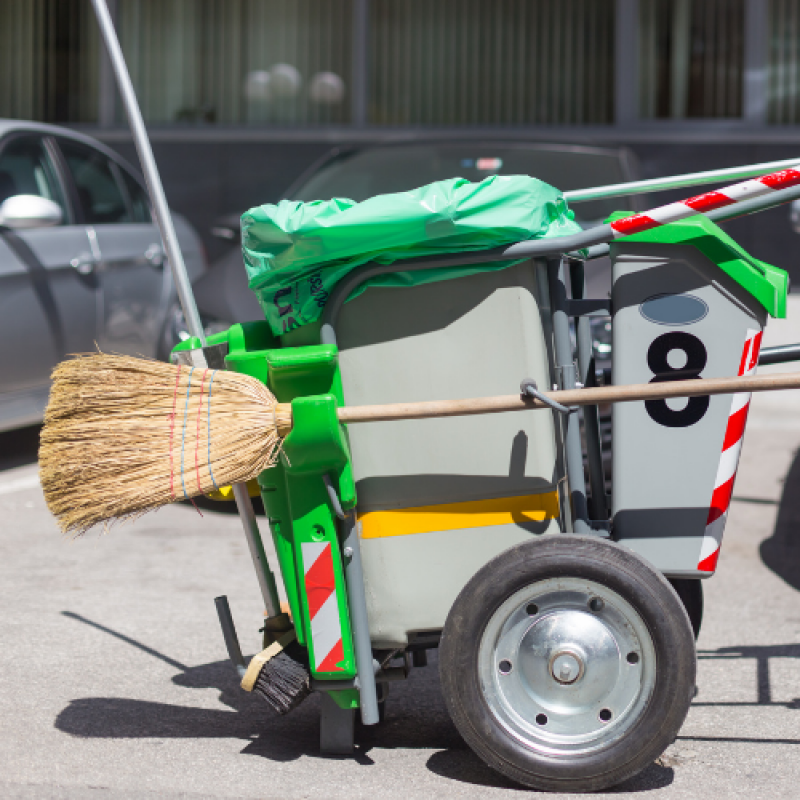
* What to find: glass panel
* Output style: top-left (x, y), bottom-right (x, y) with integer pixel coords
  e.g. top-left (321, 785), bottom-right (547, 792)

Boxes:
top-left (0, 0), bottom-right (98, 123)
top-left (0, 136), bottom-right (68, 221)
top-left (639, 0), bottom-right (744, 119)
top-left (369, 0), bottom-right (615, 125)
top-left (59, 138), bottom-right (130, 224)
top-left (118, 168), bottom-right (152, 224)
top-left (117, 0), bottom-right (353, 125)
top-left (768, 0), bottom-right (800, 123)
top-left (290, 144), bottom-right (629, 224)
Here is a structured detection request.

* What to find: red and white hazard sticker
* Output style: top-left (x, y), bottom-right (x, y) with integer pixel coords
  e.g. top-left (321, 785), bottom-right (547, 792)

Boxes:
top-left (697, 328), bottom-right (763, 572)
top-left (301, 541), bottom-right (345, 672)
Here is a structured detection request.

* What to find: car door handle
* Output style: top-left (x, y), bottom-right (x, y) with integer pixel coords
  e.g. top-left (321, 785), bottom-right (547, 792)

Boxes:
top-left (144, 243), bottom-right (164, 268)
top-left (70, 252), bottom-right (97, 275)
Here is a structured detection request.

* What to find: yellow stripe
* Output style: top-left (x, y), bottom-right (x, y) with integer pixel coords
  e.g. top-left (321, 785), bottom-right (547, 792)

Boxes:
top-left (359, 491), bottom-right (560, 539)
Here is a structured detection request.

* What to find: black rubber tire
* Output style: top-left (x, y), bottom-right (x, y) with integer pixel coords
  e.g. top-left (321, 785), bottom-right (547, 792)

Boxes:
top-left (669, 578), bottom-right (704, 639)
top-left (439, 535), bottom-right (696, 793)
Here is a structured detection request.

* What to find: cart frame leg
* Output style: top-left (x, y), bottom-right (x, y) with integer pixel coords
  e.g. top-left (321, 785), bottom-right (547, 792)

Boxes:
top-left (320, 692), bottom-right (356, 755)
top-left (547, 257), bottom-right (591, 533)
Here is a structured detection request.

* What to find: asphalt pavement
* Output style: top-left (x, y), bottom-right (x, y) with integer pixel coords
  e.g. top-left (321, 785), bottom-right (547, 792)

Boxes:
top-left (1, 305), bottom-right (799, 799)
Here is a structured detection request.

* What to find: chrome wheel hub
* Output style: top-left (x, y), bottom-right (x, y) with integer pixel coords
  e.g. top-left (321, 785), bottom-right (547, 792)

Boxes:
top-left (478, 577), bottom-right (657, 754)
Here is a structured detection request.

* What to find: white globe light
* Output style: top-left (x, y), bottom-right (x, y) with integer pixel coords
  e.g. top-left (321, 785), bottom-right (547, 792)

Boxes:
top-left (309, 71), bottom-right (345, 104)
top-left (270, 63), bottom-right (302, 98)
top-left (244, 70), bottom-right (271, 102)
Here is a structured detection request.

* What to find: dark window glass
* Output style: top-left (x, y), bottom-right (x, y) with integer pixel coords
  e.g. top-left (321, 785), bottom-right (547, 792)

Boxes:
top-left (639, 0), bottom-right (744, 119)
top-left (119, 168), bottom-right (152, 223)
top-left (58, 138), bottom-right (129, 224)
top-left (291, 145), bottom-right (630, 224)
top-left (0, 136), bottom-right (67, 220)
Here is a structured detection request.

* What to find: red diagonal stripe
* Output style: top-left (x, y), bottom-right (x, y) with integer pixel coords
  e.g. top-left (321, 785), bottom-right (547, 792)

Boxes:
top-left (611, 214), bottom-right (660, 236)
top-left (748, 331), bottom-right (763, 371)
top-left (698, 549), bottom-right (720, 573)
top-left (706, 474), bottom-right (736, 526)
top-left (722, 403), bottom-right (750, 451)
top-left (685, 191), bottom-right (736, 212)
top-left (738, 339), bottom-right (751, 376)
top-left (305, 543), bottom-right (335, 619)
top-left (760, 169), bottom-right (800, 189)
top-left (317, 638), bottom-right (345, 673)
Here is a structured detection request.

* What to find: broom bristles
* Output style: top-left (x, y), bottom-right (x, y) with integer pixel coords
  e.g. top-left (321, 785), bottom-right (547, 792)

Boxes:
top-left (39, 353), bottom-right (282, 536)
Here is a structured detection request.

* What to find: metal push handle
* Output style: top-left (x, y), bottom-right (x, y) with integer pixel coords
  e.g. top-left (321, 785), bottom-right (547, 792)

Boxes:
top-left (90, 0), bottom-right (286, 640)
top-left (90, 0), bottom-right (204, 344)
top-left (565, 156), bottom-right (800, 204)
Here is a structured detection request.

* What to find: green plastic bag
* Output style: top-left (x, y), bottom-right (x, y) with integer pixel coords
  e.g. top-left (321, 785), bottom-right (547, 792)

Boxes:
top-left (241, 174), bottom-right (582, 336)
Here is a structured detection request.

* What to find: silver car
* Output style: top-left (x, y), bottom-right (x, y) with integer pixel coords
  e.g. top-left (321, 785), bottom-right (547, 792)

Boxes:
top-left (0, 120), bottom-right (206, 432)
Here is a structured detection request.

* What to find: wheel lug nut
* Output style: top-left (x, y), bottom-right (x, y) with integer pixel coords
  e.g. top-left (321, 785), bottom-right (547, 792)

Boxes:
top-left (589, 596), bottom-right (605, 613)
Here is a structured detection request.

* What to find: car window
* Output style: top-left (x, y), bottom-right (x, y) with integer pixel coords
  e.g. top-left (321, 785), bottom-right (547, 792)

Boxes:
top-left (291, 145), bottom-right (630, 224)
top-left (118, 167), bottom-right (152, 223)
top-left (58, 138), bottom-right (130, 224)
top-left (0, 135), bottom-right (68, 221)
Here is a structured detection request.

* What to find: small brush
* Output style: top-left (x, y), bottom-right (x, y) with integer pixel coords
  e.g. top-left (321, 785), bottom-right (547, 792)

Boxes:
top-left (241, 630), bottom-right (311, 715)
top-left (215, 597), bottom-right (311, 715)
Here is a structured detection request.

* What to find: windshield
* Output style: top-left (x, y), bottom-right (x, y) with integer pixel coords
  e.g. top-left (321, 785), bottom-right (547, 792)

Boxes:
top-left (290, 144), bottom-right (631, 223)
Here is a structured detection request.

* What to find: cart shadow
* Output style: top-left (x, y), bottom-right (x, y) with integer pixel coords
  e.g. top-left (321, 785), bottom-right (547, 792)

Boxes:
top-left (55, 612), bottom-right (675, 792)
top-left (760, 444), bottom-right (800, 592)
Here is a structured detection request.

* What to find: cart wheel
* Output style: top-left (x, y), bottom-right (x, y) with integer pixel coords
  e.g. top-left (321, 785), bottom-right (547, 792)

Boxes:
top-left (439, 535), bottom-right (696, 793)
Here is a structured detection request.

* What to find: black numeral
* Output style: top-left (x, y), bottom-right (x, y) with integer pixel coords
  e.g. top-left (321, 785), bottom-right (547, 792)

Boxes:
top-left (645, 332), bottom-right (709, 428)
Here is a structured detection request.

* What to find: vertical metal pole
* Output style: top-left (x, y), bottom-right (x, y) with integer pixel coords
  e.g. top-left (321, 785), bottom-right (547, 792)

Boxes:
top-left (351, 0), bottom-right (369, 127)
top-left (97, 0), bottom-right (117, 128)
top-left (91, 0), bottom-right (286, 633)
top-left (231, 482), bottom-right (282, 620)
top-left (570, 261), bottom-right (609, 522)
top-left (575, 317), bottom-right (609, 521)
top-left (547, 258), bottom-right (590, 534)
top-left (614, 0), bottom-right (639, 126)
top-left (743, 0), bottom-right (769, 125)
top-left (89, 0), bottom-right (205, 344)
top-left (342, 514), bottom-right (379, 725)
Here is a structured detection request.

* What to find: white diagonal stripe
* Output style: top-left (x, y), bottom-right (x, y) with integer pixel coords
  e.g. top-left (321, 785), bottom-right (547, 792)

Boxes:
top-left (650, 202), bottom-right (695, 224)
top-left (724, 179), bottom-right (773, 202)
top-left (301, 541), bottom-right (327, 575)
top-left (699, 520), bottom-right (725, 564)
top-left (310, 590), bottom-right (342, 671)
top-left (715, 438), bottom-right (743, 487)
top-left (730, 392), bottom-right (752, 415)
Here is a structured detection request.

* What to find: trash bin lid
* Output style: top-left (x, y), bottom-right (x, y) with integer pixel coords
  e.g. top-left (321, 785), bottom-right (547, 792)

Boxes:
top-left (241, 175), bottom-right (582, 336)
top-left (608, 210), bottom-right (788, 319)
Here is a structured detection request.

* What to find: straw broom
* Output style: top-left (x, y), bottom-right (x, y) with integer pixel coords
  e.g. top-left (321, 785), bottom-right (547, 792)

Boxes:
top-left (40, 354), bottom-right (282, 535)
top-left (40, 352), bottom-right (800, 535)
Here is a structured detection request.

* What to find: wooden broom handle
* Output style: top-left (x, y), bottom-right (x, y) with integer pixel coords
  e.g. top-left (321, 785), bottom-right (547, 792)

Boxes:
top-left (276, 370), bottom-right (800, 425)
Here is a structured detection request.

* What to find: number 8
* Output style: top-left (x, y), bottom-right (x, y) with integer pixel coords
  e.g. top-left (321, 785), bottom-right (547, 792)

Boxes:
top-left (645, 332), bottom-right (709, 428)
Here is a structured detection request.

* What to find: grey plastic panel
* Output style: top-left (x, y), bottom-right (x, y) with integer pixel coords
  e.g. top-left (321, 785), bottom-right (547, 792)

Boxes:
top-left (610, 243), bottom-right (767, 575)
top-left (360, 521), bottom-right (542, 648)
top-left (336, 261), bottom-right (560, 646)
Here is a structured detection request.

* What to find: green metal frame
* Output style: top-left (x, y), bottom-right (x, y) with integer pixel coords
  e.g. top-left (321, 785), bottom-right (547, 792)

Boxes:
top-left (172, 322), bottom-right (360, 709)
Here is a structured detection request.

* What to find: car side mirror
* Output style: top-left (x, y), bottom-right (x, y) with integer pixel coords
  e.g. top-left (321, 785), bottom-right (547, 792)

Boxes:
top-left (0, 194), bottom-right (63, 230)
top-left (790, 198), bottom-right (800, 234)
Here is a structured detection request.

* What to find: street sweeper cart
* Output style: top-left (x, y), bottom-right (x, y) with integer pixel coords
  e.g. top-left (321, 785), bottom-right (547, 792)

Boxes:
top-left (46, 1), bottom-right (800, 793)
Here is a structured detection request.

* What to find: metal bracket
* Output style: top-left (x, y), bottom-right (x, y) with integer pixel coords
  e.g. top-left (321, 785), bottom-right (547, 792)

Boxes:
top-left (323, 473), bottom-right (346, 520)
top-left (520, 378), bottom-right (577, 416)
top-left (171, 341), bottom-right (229, 369)
top-left (563, 298), bottom-right (612, 317)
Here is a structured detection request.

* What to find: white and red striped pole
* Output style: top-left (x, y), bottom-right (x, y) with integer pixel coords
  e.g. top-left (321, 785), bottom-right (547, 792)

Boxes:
top-left (610, 167), bottom-right (800, 237)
